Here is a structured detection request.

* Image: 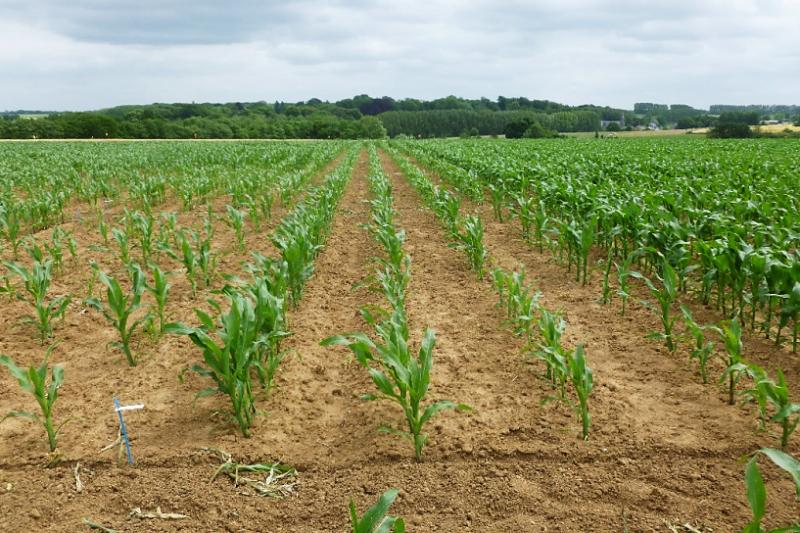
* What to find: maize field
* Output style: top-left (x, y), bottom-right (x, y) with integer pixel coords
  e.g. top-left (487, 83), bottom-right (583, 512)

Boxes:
top-left (0, 138), bottom-right (798, 531)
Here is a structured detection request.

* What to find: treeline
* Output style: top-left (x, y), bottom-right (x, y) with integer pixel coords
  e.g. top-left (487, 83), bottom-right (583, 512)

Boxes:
top-left (709, 104), bottom-right (800, 117)
top-left (380, 109), bottom-right (600, 137)
top-left (0, 95), bottom-right (615, 139)
top-left (0, 112), bottom-right (387, 140)
top-left (3, 94), bottom-right (798, 139)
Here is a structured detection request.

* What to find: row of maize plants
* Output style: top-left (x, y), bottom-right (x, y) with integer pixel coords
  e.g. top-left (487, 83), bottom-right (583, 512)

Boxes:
top-left (164, 147), bottom-right (358, 436)
top-left (399, 139), bottom-right (800, 354)
top-left (383, 145), bottom-right (487, 280)
top-left (385, 144), bottom-right (595, 440)
top-left (398, 138), bottom-right (800, 528)
top-left (0, 143), bottom-right (349, 448)
top-left (323, 146), bottom-right (468, 460)
top-left (0, 141), bottom-right (341, 249)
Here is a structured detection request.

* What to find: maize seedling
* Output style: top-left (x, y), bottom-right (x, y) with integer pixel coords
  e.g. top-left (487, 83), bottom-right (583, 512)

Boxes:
top-left (715, 317), bottom-right (747, 406)
top-left (680, 306), bottom-right (715, 384)
top-left (454, 214), bottom-right (488, 280)
top-left (0, 344), bottom-right (65, 453)
top-left (569, 344), bottom-right (593, 440)
top-left (632, 259), bottom-right (679, 352)
top-left (0, 204), bottom-right (22, 258)
top-left (86, 264), bottom-right (151, 366)
top-left (4, 258), bottom-right (71, 344)
top-left (350, 488), bottom-right (405, 533)
top-left (761, 370), bottom-right (800, 449)
top-left (224, 204), bottom-right (247, 251)
top-left (166, 293), bottom-right (268, 436)
top-left (615, 249), bottom-right (644, 316)
top-left (146, 264), bottom-right (171, 336)
top-left (742, 448), bottom-right (800, 533)
top-left (112, 227), bottom-right (131, 268)
top-left (322, 311), bottom-right (470, 461)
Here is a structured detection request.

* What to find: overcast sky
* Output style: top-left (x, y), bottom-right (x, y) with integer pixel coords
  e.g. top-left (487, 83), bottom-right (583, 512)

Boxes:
top-left (1, 0), bottom-right (798, 111)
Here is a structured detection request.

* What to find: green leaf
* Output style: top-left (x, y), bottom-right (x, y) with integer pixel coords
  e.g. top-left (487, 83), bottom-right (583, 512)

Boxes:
top-left (162, 322), bottom-right (195, 335)
top-left (745, 456), bottom-right (766, 526)
top-left (358, 489), bottom-right (400, 533)
top-left (1, 411), bottom-right (40, 423)
top-left (759, 448), bottom-right (800, 498)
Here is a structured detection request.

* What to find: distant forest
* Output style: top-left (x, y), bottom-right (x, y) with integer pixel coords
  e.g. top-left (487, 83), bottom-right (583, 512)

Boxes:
top-left (1, 96), bottom-right (798, 139)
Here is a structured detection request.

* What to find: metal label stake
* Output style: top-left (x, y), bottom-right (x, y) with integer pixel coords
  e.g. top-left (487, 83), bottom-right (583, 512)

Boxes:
top-left (113, 397), bottom-right (144, 465)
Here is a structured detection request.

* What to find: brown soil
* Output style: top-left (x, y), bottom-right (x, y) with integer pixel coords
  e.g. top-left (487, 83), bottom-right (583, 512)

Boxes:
top-left (0, 146), bottom-right (798, 532)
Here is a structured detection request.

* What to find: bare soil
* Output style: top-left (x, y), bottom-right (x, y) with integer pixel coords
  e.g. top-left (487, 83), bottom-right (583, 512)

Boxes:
top-left (0, 147), bottom-right (797, 532)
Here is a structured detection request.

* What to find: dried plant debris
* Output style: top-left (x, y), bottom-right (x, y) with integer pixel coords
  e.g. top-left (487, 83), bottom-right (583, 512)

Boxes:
top-left (82, 518), bottom-right (117, 533)
top-left (204, 448), bottom-right (298, 498)
top-left (130, 507), bottom-right (189, 520)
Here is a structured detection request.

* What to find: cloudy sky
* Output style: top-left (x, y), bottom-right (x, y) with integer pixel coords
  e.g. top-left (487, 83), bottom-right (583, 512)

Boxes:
top-left (1, 0), bottom-right (798, 111)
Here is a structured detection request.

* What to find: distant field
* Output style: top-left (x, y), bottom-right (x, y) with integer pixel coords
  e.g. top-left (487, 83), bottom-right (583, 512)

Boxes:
top-left (568, 123), bottom-right (799, 138)
top-left (757, 123), bottom-right (800, 133)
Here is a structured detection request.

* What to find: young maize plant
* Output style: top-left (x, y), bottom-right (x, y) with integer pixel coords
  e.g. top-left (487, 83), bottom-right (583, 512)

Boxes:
top-left (601, 248), bottom-right (614, 305)
top-left (224, 204), bottom-right (247, 252)
top-left (112, 227), bottom-right (131, 268)
top-left (743, 448), bottom-right (800, 533)
top-left (195, 230), bottom-right (217, 289)
top-left (743, 364), bottom-right (772, 432)
top-left (159, 211), bottom-right (179, 243)
top-left (532, 201), bottom-right (551, 254)
top-left (4, 258), bottom-right (71, 344)
top-left (258, 192), bottom-right (275, 225)
top-left (86, 265), bottom-right (151, 366)
top-left (775, 281), bottom-right (799, 354)
top-left (66, 232), bottom-right (78, 263)
top-left (632, 260), bottom-right (679, 352)
top-left (0, 273), bottom-right (15, 300)
top-left (245, 253), bottom-right (290, 315)
top-left (227, 276), bottom-right (290, 393)
top-left (0, 344), bottom-right (64, 453)
top-left (97, 213), bottom-right (110, 246)
top-left (433, 189), bottom-right (462, 240)
top-left (453, 214), bottom-right (488, 280)
top-left (532, 308), bottom-right (570, 398)
top-left (378, 255), bottom-right (411, 313)
top-left (487, 183), bottom-right (505, 222)
top-left (146, 264), bottom-right (171, 336)
top-left (166, 293), bottom-right (267, 437)
top-left (271, 158), bottom-right (353, 308)
top-left (615, 249), bottom-right (643, 316)
top-left (569, 344), bottom-right (593, 440)
top-left (272, 210), bottom-right (320, 307)
top-left (680, 306), bottom-right (715, 384)
top-left (0, 204), bottom-right (23, 258)
top-left (491, 267), bottom-right (541, 338)
top-left (760, 370), bottom-right (800, 449)
top-left (322, 311), bottom-right (469, 461)
top-left (715, 317), bottom-right (747, 406)
top-left (131, 211), bottom-right (155, 264)
top-left (48, 227), bottom-right (75, 271)
top-left (566, 216), bottom-right (596, 286)
top-left (350, 488), bottom-right (405, 533)
top-left (512, 192), bottom-right (535, 243)
top-left (177, 229), bottom-right (199, 296)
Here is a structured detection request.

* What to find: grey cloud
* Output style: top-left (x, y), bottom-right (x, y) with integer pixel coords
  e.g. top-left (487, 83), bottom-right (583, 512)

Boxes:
top-left (0, 0), bottom-right (798, 110)
top-left (5, 0), bottom-right (296, 45)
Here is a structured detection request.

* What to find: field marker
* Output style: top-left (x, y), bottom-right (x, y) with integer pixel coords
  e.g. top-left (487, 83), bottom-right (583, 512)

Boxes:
top-left (113, 397), bottom-right (144, 465)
